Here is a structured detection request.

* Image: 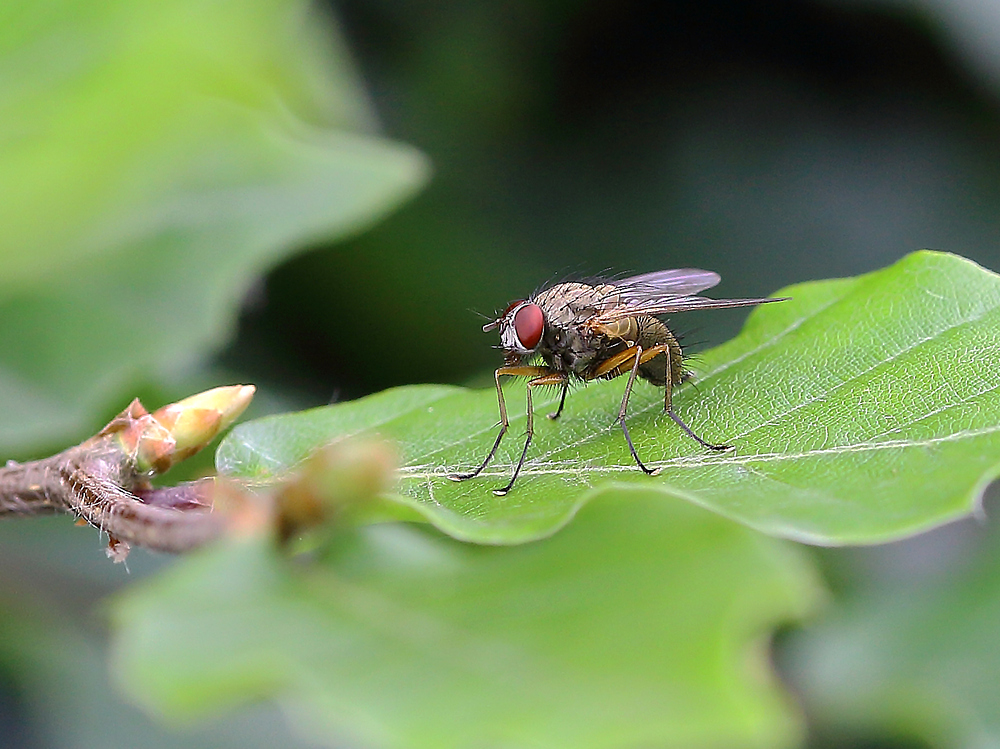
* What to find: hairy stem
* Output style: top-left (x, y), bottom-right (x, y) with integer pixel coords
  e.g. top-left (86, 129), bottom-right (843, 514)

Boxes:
top-left (0, 387), bottom-right (256, 558)
top-left (0, 444), bottom-right (227, 554)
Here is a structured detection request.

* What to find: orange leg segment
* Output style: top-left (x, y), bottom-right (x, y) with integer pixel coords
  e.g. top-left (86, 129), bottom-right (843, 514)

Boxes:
top-left (587, 343), bottom-right (668, 380)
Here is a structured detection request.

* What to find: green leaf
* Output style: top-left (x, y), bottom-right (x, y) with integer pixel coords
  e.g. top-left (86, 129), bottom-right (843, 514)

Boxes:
top-left (784, 520), bottom-right (1000, 747)
top-left (111, 491), bottom-right (821, 749)
top-left (218, 251), bottom-right (1000, 546)
top-left (0, 0), bottom-right (428, 453)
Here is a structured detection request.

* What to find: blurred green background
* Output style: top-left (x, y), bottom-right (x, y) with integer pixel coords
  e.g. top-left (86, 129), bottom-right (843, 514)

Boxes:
top-left (229, 0), bottom-right (1000, 400)
top-left (2, 0), bottom-right (1000, 747)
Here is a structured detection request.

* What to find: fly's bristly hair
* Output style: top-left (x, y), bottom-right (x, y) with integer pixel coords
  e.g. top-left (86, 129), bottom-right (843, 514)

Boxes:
top-left (572, 267), bottom-right (625, 287)
top-left (523, 263), bottom-right (603, 308)
top-left (530, 267), bottom-right (574, 300)
top-left (674, 328), bottom-right (707, 351)
top-left (534, 280), bottom-right (605, 319)
top-left (528, 266), bottom-right (619, 299)
top-left (482, 267), bottom-right (577, 330)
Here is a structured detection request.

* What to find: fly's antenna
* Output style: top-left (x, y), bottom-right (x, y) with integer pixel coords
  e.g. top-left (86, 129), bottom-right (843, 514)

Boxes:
top-left (469, 308), bottom-right (495, 322)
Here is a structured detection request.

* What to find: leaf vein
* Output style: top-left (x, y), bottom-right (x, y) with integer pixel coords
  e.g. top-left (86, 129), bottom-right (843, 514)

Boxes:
top-left (400, 422), bottom-right (1000, 481)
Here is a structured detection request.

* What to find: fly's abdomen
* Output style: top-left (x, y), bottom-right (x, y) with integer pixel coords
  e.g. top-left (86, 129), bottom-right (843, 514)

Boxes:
top-left (635, 316), bottom-right (685, 387)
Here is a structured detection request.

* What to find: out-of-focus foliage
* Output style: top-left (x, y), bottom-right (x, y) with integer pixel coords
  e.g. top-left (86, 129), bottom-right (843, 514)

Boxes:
top-left (111, 493), bottom-right (821, 749)
top-left (0, 0), bottom-right (427, 455)
top-left (4, 1), bottom-right (1000, 748)
top-left (0, 0), bottom-right (425, 746)
top-left (784, 507), bottom-right (1000, 747)
top-left (0, 517), bottom-right (323, 749)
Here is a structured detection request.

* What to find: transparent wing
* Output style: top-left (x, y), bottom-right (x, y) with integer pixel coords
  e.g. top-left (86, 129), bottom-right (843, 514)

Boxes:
top-left (613, 268), bottom-right (721, 304)
top-left (592, 295), bottom-right (784, 323)
top-left (593, 269), bottom-right (782, 323)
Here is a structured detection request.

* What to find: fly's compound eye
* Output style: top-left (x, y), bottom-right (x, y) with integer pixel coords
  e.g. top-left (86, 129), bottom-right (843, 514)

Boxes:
top-left (485, 299), bottom-right (525, 333)
top-left (513, 302), bottom-right (544, 350)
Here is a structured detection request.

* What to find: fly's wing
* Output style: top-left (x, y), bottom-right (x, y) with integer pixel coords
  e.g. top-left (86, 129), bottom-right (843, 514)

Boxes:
top-left (594, 268), bottom-right (782, 323)
top-left (614, 268), bottom-right (721, 303)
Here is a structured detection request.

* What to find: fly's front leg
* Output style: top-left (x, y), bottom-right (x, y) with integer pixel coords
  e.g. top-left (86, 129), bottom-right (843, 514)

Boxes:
top-left (449, 366), bottom-right (551, 482)
top-left (661, 345), bottom-right (730, 452)
top-left (547, 381), bottom-right (569, 420)
top-left (496, 372), bottom-right (566, 496)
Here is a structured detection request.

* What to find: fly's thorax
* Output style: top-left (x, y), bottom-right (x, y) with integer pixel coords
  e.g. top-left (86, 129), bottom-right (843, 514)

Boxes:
top-left (535, 317), bottom-right (601, 376)
top-left (531, 282), bottom-right (631, 377)
top-left (532, 282), bottom-right (620, 327)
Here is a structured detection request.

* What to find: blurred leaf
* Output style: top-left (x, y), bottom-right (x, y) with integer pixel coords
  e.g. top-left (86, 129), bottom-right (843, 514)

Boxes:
top-left (218, 251), bottom-right (1000, 546)
top-left (0, 581), bottom-right (319, 749)
top-left (0, 0), bottom-right (428, 454)
top-left (111, 491), bottom-right (821, 749)
top-left (784, 518), bottom-right (1000, 748)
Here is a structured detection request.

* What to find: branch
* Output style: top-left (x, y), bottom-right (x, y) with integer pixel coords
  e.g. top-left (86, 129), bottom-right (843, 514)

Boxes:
top-left (0, 386), bottom-right (255, 560)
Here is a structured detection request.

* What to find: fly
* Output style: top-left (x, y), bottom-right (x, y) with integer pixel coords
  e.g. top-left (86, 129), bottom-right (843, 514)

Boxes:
top-left (449, 268), bottom-right (785, 495)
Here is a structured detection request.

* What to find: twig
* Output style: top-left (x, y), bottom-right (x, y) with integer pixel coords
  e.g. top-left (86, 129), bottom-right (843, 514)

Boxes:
top-left (0, 387), bottom-right (255, 559)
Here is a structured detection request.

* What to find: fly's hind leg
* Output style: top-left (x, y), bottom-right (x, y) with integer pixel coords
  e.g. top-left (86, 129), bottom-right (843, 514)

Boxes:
top-left (588, 343), bottom-right (667, 380)
top-left (596, 343), bottom-right (729, 467)
top-left (667, 410), bottom-right (729, 451)
top-left (661, 348), bottom-right (730, 452)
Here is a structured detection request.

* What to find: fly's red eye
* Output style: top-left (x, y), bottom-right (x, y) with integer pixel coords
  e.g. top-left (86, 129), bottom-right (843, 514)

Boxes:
top-left (514, 303), bottom-right (544, 350)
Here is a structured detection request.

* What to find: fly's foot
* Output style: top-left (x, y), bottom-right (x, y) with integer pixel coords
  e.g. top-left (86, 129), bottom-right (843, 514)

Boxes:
top-left (493, 474), bottom-right (519, 496)
top-left (634, 460), bottom-right (659, 475)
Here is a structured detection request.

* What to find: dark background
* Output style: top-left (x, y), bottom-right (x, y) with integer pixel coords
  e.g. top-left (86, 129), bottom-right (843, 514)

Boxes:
top-left (223, 0), bottom-right (1000, 402)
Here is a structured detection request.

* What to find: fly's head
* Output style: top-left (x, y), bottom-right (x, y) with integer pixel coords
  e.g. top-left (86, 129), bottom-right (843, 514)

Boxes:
top-left (484, 300), bottom-right (545, 359)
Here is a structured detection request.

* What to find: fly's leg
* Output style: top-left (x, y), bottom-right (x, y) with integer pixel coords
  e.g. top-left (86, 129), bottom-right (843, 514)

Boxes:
top-left (449, 366), bottom-right (551, 482)
top-left (617, 345), bottom-right (659, 475)
top-left (662, 346), bottom-right (730, 451)
top-left (597, 342), bottom-right (727, 469)
top-left (547, 381), bottom-right (569, 420)
top-left (588, 343), bottom-right (668, 380)
top-left (587, 343), bottom-right (668, 473)
top-left (496, 372), bottom-right (566, 496)
top-left (668, 410), bottom-right (729, 451)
